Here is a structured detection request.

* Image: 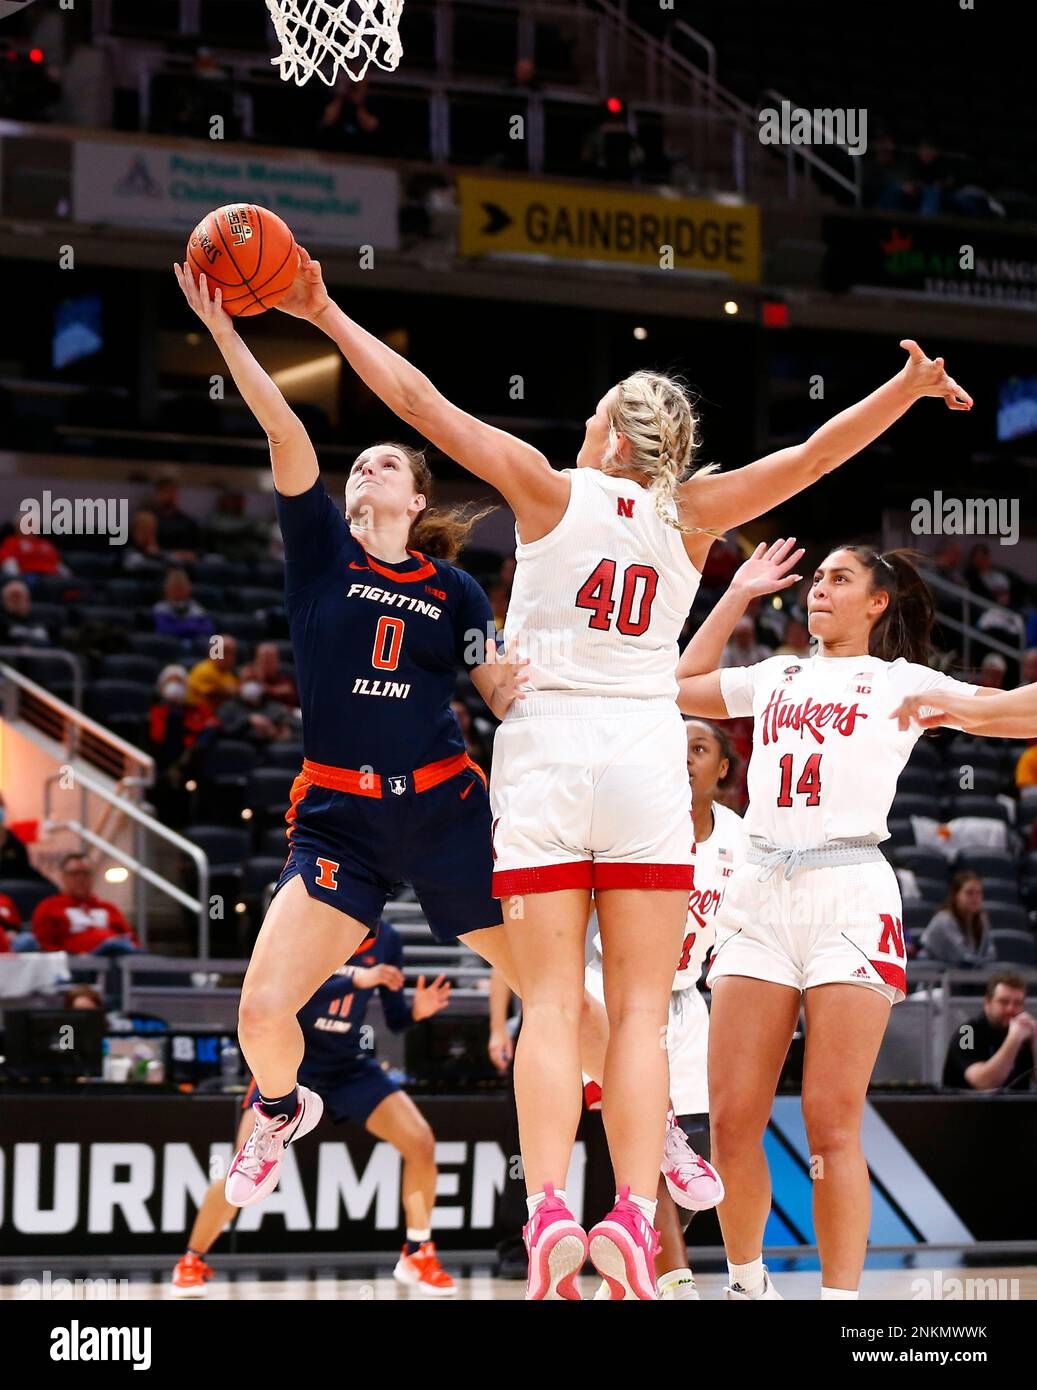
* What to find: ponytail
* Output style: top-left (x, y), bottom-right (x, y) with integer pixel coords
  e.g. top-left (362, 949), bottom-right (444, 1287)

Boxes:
top-left (410, 501), bottom-right (496, 563)
top-left (843, 545), bottom-right (935, 665)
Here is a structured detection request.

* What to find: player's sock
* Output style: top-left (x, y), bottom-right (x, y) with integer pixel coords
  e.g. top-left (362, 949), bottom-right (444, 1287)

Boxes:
top-left (727, 1255), bottom-right (765, 1297)
top-left (658, 1267), bottom-right (697, 1298)
top-left (624, 1192), bottom-right (657, 1224)
top-left (405, 1227), bottom-right (431, 1255)
top-left (821, 1286), bottom-right (859, 1300)
top-left (257, 1087), bottom-right (299, 1120)
top-left (526, 1189), bottom-right (567, 1220)
top-left (186, 1247), bottom-right (208, 1260)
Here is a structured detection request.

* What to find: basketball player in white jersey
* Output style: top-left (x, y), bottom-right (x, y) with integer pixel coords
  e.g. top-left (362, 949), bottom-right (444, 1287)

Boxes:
top-left (585, 718), bottom-right (748, 1299)
top-left (276, 249), bottom-right (971, 1298)
top-left (677, 543), bottom-right (998, 1300)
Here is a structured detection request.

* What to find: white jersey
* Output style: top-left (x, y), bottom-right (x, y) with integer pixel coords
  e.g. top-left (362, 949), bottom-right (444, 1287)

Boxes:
top-left (720, 654), bottom-right (980, 848)
top-left (504, 467), bottom-right (701, 700)
top-left (593, 801), bottom-right (748, 991)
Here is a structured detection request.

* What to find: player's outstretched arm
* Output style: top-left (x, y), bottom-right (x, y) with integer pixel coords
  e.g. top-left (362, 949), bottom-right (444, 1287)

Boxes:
top-left (677, 341), bottom-right (972, 535)
top-left (277, 250), bottom-right (568, 532)
top-left (174, 262), bottom-right (318, 497)
top-left (677, 539), bottom-right (803, 680)
top-left (893, 682), bottom-right (1037, 737)
top-left (675, 539), bottom-right (803, 716)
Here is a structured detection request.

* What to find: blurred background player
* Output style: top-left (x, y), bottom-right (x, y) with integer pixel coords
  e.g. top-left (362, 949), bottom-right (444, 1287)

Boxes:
top-left (677, 541), bottom-right (996, 1300)
top-left (585, 716), bottom-right (745, 1299)
top-left (172, 919), bottom-right (456, 1297)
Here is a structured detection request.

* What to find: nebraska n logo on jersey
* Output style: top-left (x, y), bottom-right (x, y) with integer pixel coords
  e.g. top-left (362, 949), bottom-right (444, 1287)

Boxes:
top-left (617, 497), bottom-right (635, 518)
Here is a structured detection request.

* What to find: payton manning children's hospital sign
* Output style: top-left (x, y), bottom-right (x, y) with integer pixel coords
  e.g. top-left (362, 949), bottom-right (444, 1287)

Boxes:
top-left (72, 139), bottom-right (399, 250)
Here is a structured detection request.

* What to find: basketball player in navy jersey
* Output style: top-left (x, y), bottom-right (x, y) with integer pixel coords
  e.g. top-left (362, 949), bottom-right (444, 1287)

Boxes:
top-left (172, 920), bottom-right (458, 1296)
top-left (175, 264), bottom-right (531, 1209)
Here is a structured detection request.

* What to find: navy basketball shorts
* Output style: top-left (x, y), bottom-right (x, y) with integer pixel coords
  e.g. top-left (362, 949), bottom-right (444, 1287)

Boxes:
top-left (274, 753), bottom-right (502, 942)
top-left (243, 1060), bottom-right (399, 1126)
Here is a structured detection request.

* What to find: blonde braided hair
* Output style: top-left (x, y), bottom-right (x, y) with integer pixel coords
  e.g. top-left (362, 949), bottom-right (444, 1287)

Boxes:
top-left (601, 371), bottom-right (720, 535)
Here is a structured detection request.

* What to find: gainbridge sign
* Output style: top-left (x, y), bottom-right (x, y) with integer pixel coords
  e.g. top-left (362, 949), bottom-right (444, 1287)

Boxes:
top-left (457, 175), bottom-right (761, 281)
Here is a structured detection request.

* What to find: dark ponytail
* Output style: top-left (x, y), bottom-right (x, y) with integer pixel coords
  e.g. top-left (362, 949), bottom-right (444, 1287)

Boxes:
top-left (840, 545), bottom-right (934, 665)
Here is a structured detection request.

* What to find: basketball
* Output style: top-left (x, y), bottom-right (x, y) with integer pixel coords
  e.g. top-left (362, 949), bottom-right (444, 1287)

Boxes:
top-left (186, 204), bottom-right (299, 317)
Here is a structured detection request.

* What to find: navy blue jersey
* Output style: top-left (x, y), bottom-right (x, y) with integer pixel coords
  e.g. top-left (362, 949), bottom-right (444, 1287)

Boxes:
top-left (296, 920), bottom-right (412, 1076)
top-left (275, 480), bottom-right (493, 773)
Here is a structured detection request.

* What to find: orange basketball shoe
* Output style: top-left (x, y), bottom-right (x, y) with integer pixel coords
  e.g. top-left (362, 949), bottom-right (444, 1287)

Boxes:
top-left (170, 1251), bottom-right (214, 1298)
top-left (392, 1241), bottom-right (457, 1297)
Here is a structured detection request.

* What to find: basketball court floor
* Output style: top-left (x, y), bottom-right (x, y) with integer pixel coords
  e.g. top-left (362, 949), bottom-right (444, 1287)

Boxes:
top-left (3, 1256), bottom-right (1034, 1300)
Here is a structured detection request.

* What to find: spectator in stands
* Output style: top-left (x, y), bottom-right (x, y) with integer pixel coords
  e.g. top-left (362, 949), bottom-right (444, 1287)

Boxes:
top-left (720, 613), bottom-right (771, 668)
top-left (487, 556), bottom-right (515, 632)
top-left (0, 791), bottom-right (45, 882)
top-left (942, 971), bottom-right (1035, 1091)
top-left (774, 615), bottom-right (812, 659)
top-left (123, 510), bottom-right (166, 574)
top-left (150, 474), bottom-right (200, 559)
top-left (187, 634), bottom-right (239, 709)
top-left (317, 75), bottom-right (381, 154)
top-left (451, 698), bottom-right (491, 775)
top-left (0, 888), bottom-right (21, 948)
top-left (217, 677), bottom-right (294, 746)
top-left (152, 568), bottom-right (214, 645)
top-left (240, 641), bottom-right (299, 708)
top-left (20, 853), bottom-right (139, 957)
top-left (580, 100), bottom-right (645, 181)
top-left (0, 579), bottom-right (51, 647)
top-left (204, 486), bottom-right (264, 563)
top-left (0, 527), bottom-right (64, 580)
top-left (931, 538), bottom-right (966, 589)
top-left (64, 984), bottom-right (105, 1010)
top-left (976, 651), bottom-right (1008, 690)
top-left (911, 137), bottom-right (956, 216)
top-left (965, 543), bottom-right (1014, 605)
top-left (1018, 648), bottom-right (1037, 688)
top-left (148, 665), bottom-right (216, 826)
top-left (862, 131), bottom-right (916, 211)
top-left (920, 871), bottom-right (996, 967)
top-left (149, 664), bottom-right (218, 770)
top-left (1015, 739), bottom-right (1037, 788)
top-left (976, 570), bottom-right (1026, 648)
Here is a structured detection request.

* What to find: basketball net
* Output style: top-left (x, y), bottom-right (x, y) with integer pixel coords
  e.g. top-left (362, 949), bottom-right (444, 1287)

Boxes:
top-left (265, 0), bottom-right (404, 86)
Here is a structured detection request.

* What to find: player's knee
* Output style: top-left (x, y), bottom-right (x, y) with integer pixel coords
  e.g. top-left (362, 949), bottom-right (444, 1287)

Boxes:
top-left (238, 982), bottom-right (292, 1036)
top-left (801, 1094), bottom-right (861, 1157)
top-left (709, 1096), bottom-right (767, 1154)
top-left (402, 1121), bottom-right (436, 1164)
top-left (523, 994), bottom-right (584, 1028)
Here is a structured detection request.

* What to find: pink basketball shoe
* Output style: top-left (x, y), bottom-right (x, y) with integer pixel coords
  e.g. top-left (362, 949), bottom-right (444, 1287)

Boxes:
top-left (225, 1085), bottom-right (324, 1207)
top-left (588, 1186), bottom-right (661, 1300)
top-left (522, 1183), bottom-right (589, 1300)
top-left (662, 1113), bottom-right (725, 1212)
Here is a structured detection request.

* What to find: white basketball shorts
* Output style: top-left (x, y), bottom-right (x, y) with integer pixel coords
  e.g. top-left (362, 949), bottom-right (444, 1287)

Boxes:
top-left (705, 858), bottom-right (906, 1004)
top-left (490, 695), bottom-right (692, 896)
